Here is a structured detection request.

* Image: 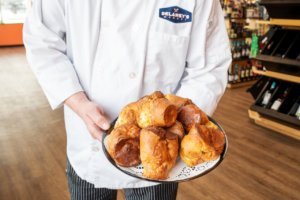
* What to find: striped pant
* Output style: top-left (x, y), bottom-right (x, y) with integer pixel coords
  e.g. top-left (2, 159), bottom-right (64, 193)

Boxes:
top-left (66, 160), bottom-right (178, 200)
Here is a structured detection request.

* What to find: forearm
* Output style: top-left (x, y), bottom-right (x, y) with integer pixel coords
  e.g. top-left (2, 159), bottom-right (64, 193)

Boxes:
top-left (65, 91), bottom-right (89, 116)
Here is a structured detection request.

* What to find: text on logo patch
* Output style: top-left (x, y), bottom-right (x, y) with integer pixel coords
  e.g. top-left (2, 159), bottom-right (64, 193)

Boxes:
top-left (159, 6), bottom-right (192, 23)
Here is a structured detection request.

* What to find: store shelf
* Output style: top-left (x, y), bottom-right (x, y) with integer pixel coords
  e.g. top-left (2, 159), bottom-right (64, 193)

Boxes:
top-left (255, 55), bottom-right (300, 68)
top-left (225, 18), bottom-right (248, 23)
top-left (227, 80), bottom-right (258, 89)
top-left (225, 17), bottom-right (246, 20)
top-left (256, 19), bottom-right (300, 27)
top-left (248, 109), bottom-right (300, 140)
top-left (252, 67), bottom-right (300, 83)
top-left (251, 105), bottom-right (300, 127)
top-left (247, 17), bottom-right (262, 20)
top-left (229, 37), bottom-right (251, 40)
top-left (232, 58), bottom-right (250, 62)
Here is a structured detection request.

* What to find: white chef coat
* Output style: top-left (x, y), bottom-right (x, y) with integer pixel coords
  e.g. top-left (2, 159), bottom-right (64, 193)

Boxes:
top-left (23, 0), bottom-right (231, 189)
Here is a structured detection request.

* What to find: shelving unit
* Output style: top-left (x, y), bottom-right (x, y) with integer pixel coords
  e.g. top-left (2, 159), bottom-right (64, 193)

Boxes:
top-left (222, 0), bottom-right (266, 89)
top-left (248, 4), bottom-right (300, 139)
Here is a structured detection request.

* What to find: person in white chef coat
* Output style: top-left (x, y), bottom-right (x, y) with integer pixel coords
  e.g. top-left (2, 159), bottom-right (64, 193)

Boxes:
top-left (23, 0), bottom-right (231, 199)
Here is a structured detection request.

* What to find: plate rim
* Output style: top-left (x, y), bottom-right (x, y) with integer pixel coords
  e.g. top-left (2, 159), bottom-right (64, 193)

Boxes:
top-left (102, 116), bottom-right (228, 183)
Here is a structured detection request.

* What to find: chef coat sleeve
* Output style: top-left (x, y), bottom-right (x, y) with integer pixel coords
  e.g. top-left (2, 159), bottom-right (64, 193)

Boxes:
top-left (175, 0), bottom-right (232, 116)
top-left (23, 0), bottom-right (84, 110)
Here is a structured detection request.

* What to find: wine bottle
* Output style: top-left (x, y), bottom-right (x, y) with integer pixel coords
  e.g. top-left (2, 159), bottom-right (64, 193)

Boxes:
top-left (240, 67), bottom-right (245, 82)
top-left (228, 65), bottom-right (234, 83)
top-left (227, 4), bottom-right (233, 18)
top-left (270, 88), bottom-right (290, 111)
top-left (228, 72), bottom-right (234, 83)
top-left (282, 35), bottom-right (299, 59)
top-left (295, 105), bottom-right (300, 120)
top-left (250, 67), bottom-right (254, 79)
top-left (240, 42), bottom-right (244, 57)
top-left (244, 42), bottom-right (248, 58)
top-left (261, 81), bottom-right (277, 108)
top-left (237, 44), bottom-right (241, 59)
top-left (246, 41), bottom-right (251, 57)
top-left (260, 27), bottom-right (279, 53)
top-left (234, 64), bottom-right (240, 82)
top-left (244, 66), bottom-right (249, 81)
top-left (233, 49), bottom-right (237, 59)
top-left (296, 52), bottom-right (300, 60)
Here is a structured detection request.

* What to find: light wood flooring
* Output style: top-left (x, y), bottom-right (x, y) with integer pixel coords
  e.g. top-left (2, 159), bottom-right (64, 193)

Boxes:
top-left (0, 47), bottom-right (299, 200)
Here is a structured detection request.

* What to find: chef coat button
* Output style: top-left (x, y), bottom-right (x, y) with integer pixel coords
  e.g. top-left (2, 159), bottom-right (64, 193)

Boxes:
top-left (129, 72), bottom-right (136, 79)
top-left (92, 146), bottom-right (100, 152)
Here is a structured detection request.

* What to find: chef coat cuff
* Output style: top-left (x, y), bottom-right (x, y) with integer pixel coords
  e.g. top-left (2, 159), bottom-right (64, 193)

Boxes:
top-left (45, 78), bottom-right (84, 110)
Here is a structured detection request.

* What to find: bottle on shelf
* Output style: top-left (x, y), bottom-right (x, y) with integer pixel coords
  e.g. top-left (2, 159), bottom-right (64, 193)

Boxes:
top-left (289, 97), bottom-right (300, 120)
top-left (241, 41), bottom-right (246, 58)
top-left (246, 2), bottom-right (255, 18)
top-left (264, 41), bottom-right (275, 55)
top-left (234, 64), bottom-right (240, 82)
top-left (245, 65), bottom-right (250, 80)
top-left (246, 41), bottom-right (251, 57)
top-left (259, 27), bottom-right (279, 53)
top-left (282, 35), bottom-right (299, 59)
top-left (226, 1), bottom-right (233, 18)
top-left (232, 49), bottom-right (237, 59)
top-left (228, 65), bottom-right (234, 83)
top-left (240, 66), bottom-right (245, 81)
top-left (230, 39), bottom-right (252, 60)
top-left (260, 81), bottom-right (277, 108)
top-left (247, 61), bottom-right (254, 80)
top-left (295, 105), bottom-right (300, 120)
top-left (270, 88), bottom-right (291, 111)
top-left (296, 53), bottom-right (300, 60)
top-left (236, 42), bottom-right (241, 59)
top-left (247, 66), bottom-right (251, 81)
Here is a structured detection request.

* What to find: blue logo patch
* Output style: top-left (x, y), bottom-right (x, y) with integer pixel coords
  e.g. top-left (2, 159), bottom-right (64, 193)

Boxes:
top-left (159, 6), bottom-right (192, 23)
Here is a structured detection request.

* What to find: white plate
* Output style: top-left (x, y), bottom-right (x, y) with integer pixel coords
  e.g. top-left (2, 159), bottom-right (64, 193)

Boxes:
top-left (102, 117), bottom-right (228, 183)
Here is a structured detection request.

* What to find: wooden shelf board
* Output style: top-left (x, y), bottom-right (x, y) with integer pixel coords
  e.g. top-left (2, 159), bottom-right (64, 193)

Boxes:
top-left (255, 55), bottom-right (300, 68)
top-left (227, 80), bottom-right (257, 89)
top-left (252, 67), bottom-right (300, 84)
top-left (248, 109), bottom-right (300, 140)
top-left (256, 19), bottom-right (300, 27)
top-left (232, 58), bottom-right (250, 62)
top-left (225, 18), bottom-right (248, 23)
top-left (225, 17), bottom-right (246, 20)
top-left (229, 37), bottom-right (251, 40)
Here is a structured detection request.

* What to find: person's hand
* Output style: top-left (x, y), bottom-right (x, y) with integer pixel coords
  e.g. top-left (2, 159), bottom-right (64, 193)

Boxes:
top-left (65, 92), bottom-right (110, 141)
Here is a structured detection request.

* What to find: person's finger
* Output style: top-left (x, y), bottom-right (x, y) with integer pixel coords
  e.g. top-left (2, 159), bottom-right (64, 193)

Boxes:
top-left (88, 108), bottom-right (110, 130)
top-left (86, 117), bottom-right (103, 141)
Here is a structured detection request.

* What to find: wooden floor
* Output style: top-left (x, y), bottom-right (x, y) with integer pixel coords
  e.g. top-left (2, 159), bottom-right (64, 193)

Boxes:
top-left (0, 46), bottom-right (299, 200)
